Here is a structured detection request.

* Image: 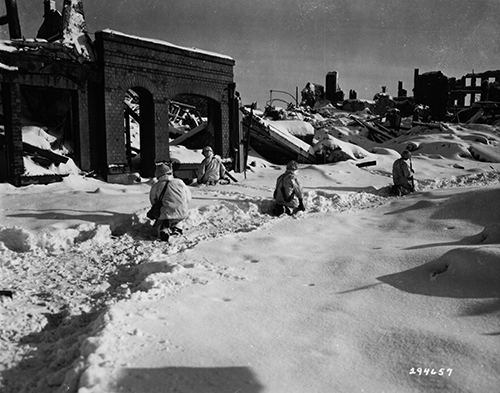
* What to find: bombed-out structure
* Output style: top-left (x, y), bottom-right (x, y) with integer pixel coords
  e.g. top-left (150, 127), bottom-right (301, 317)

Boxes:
top-left (414, 68), bottom-right (500, 122)
top-left (0, 0), bottom-right (241, 186)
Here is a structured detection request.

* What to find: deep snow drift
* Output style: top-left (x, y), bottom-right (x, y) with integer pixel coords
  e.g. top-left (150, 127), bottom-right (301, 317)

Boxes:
top-left (1, 121), bottom-right (500, 393)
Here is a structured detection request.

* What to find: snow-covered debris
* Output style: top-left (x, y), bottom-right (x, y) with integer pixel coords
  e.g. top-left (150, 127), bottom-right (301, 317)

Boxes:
top-left (312, 128), bottom-right (374, 162)
top-left (271, 120), bottom-right (315, 141)
top-left (22, 126), bottom-right (57, 150)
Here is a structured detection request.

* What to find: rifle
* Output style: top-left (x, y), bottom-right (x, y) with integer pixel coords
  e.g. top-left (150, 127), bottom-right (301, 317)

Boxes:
top-left (409, 157), bottom-right (415, 192)
top-left (225, 171), bottom-right (238, 183)
top-left (243, 103), bottom-right (257, 180)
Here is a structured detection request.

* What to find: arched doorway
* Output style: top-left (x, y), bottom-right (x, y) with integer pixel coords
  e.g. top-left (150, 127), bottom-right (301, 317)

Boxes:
top-left (168, 94), bottom-right (222, 153)
top-left (123, 87), bottom-right (155, 177)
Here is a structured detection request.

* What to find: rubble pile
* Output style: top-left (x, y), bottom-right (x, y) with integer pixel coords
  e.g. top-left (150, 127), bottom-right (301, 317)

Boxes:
top-left (241, 84), bottom-right (500, 165)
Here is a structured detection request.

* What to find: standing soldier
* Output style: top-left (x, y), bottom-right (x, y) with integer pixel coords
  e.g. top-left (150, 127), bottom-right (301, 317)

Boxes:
top-left (273, 160), bottom-right (305, 216)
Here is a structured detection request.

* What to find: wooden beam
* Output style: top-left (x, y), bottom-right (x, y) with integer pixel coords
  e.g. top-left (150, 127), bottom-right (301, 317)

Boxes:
top-left (170, 121), bottom-right (208, 146)
top-left (124, 103), bottom-right (140, 124)
top-left (23, 142), bottom-right (69, 165)
top-left (349, 116), bottom-right (393, 141)
top-left (356, 160), bottom-right (376, 168)
top-left (0, 133), bottom-right (69, 165)
top-left (373, 121), bottom-right (397, 137)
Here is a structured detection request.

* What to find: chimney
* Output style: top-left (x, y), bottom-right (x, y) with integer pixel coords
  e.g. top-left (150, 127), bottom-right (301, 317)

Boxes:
top-left (325, 71), bottom-right (338, 103)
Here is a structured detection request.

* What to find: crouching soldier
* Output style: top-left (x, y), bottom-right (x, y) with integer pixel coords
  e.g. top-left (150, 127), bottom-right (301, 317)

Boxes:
top-left (273, 160), bottom-right (305, 216)
top-left (392, 150), bottom-right (415, 196)
top-left (197, 146), bottom-right (227, 185)
top-left (150, 163), bottom-right (192, 241)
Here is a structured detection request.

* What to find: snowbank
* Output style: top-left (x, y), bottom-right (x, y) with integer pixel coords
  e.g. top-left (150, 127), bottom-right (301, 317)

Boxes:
top-left (379, 247), bottom-right (500, 298)
top-left (0, 223), bottom-right (112, 254)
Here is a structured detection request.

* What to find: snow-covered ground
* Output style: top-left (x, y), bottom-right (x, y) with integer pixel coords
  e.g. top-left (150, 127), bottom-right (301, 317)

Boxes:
top-left (1, 122), bottom-right (500, 393)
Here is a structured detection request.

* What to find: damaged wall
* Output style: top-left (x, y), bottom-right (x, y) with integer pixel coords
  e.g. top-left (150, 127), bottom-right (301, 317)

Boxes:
top-left (413, 69), bottom-right (449, 120)
top-left (414, 68), bottom-right (500, 121)
top-left (449, 70), bottom-right (500, 108)
top-left (93, 30), bottom-right (236, 182)
top-left (0, 40), bottom-right (96, 185)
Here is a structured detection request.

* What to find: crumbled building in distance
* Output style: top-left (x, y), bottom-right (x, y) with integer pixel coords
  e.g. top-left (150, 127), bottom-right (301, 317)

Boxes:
top-left (414, 68), bottom-right (500, 121)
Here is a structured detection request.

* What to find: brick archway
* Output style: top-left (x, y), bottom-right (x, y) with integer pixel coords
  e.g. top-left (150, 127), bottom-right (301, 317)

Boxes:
top-left (169, 92), bottom-right (223, 153)
top-left (94, 30), bottom-right (235, 182)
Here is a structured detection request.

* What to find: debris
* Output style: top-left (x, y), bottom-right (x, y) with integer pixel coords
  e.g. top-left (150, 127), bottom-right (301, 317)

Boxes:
top-left (371, 91), bottom-right (395, 116)
top-left (349, 116), bottom-right (393, 142)
top-left (241, 106), bottom-right (317, 164)
top-left (469, 145), bottom-right (500, 163)
top-left (385, 108), bottom-right (402, 131)
top-left (457, 101), bottom-right (500, 125)
top-left (170, 122), bottom-right (208, 146)
top-left (269, 120), bottom-right (315, 144)
top-left (411, 121), bottom-right (445, 131)
top-left (372, 121), bottom-right (397, 137)
top-left (0, 133), bottom-right (69, 166)
top-left (23, 142), bottom-right (69, 165)
top-left (0, 290), bottom-right (14, 299)
top-left (356, 161), bottom-right (377, 168)
top-left (300, 82), bottom-right (315, 107)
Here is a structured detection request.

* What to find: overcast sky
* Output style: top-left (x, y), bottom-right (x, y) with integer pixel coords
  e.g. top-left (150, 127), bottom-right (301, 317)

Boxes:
top-left (2, 0), bottom-right (499, 105)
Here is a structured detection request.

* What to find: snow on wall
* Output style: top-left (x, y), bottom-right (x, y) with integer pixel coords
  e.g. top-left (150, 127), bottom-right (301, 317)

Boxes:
top-left (101, 29), bottom-right (234, 61)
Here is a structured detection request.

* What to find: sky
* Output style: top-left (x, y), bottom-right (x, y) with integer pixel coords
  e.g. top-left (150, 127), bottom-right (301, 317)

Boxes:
top-left (1, 0), bottom-right (499, 105)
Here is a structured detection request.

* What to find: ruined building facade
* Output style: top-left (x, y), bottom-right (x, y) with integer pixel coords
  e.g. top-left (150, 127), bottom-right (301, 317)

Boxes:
top-left (0, 1), bottom-right (239, 185)
top-left (414, 68), bottom-right (500, 121)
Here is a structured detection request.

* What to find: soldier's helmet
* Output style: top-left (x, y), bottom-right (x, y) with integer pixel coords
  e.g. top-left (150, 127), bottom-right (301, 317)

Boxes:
top-left (286, 160), bottom-right (299, 171)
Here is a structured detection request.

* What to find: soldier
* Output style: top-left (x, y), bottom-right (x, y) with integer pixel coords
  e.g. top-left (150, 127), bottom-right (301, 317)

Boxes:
top-left (392, 150), bottom-right (415, 196)
top-left (149, 163), bottom-right (192, 241)
top-left (197, 146), bottom-right (227, 185)
top-left (273, 160), bottom-right (305, 216)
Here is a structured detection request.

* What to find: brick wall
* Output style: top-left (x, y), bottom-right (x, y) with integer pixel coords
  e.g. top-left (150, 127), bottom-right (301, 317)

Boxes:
top-left (94, 31), bottom-right (235, 180)
top-left (0, 67), bottom-right (92, 184)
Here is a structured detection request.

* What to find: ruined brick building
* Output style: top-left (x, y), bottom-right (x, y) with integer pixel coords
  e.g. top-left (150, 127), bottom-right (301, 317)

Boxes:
top-left (0, 0), bottom-right (241, 185)
top-left (414, 68), bottom-right (500, 121)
